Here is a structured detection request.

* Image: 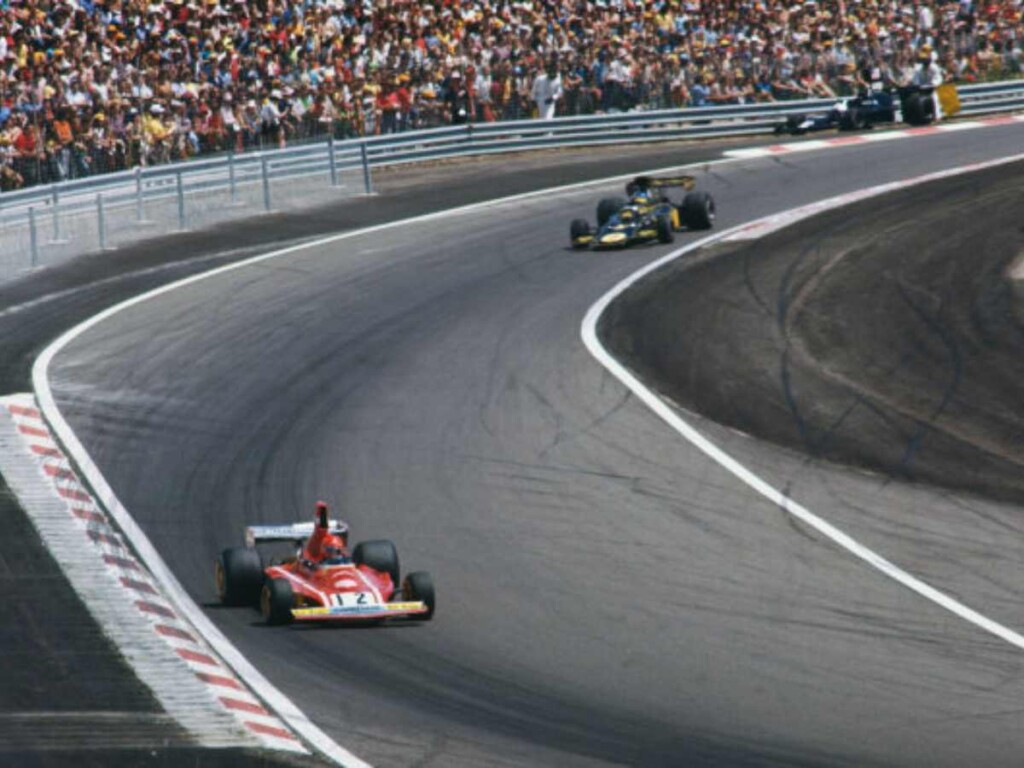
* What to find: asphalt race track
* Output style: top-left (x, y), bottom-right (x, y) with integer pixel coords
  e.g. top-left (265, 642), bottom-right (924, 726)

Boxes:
top-left (602, 159), bottom-right (1024, 502)
top-left (0, 141), bottom-right (751, 768)
top-left (31, 124), bottom-right (1024, 766)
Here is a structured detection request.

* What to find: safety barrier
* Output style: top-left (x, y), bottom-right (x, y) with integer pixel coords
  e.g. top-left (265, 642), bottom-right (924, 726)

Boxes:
top-left (1, 78), bottom-right (1022, 279)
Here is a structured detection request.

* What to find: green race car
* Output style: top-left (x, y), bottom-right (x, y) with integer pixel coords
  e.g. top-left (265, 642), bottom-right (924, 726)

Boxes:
top-left (570, 175), bottom-right (715, 250)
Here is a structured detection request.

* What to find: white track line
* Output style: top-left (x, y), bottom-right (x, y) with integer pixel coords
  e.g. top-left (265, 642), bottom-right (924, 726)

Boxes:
top-left (582, 151), bottom-right (1024, 653)
top-left (725, 114), bottom-right (1024, 158)
top-left (28, 134), bottom-right (1024, 764)
top-left (29, 156), bottom-right (748, 768)
top-left (0, 395), bottom-right (305, 752)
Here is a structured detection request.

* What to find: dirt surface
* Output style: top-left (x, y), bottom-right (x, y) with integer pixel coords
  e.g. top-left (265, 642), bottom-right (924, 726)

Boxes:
top-left (601, 158), bottom-right (1024, 503)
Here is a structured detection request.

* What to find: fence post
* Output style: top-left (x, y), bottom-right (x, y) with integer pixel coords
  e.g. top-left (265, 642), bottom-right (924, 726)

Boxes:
top-left (176, 171), bottom-right (186, 230)
top-left (360, 142), bottom-right (373, 195)
top-left (328, 136), bottom-right (339, 188)
top-left (228, 151), bottom-right (239, 205)
top-left (50, 185), bottom-right (67, 243)
top-left (261, 156), bottom-right (271, 211)
top-left (134, 166), bottom-right (148, 223)
top-left (96, 193), bottom-right (108, 251)
top-left (29, 206), bottom-right (39, 266)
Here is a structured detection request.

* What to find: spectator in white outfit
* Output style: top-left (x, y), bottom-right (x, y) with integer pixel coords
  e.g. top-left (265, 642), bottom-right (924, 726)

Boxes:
top-left (531, 64), bottom-right (563, 120)
top-left (913, 45), bottom-right (946, 119)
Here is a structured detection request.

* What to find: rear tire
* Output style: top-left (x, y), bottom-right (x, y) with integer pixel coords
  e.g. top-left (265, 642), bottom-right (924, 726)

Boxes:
top-left (656, 215), bottom-right (674, 244)
top-left (261, 579), bottom-right (294, 625)
top-left (783, 115), bottom-right (805, 135)
top-left (215, 547), bottom-right (263, 607)
top-left (596, 197), bottom-right (626, 227)
top-left (570, 218), bottom-right (591, 248)
top-left (403, 571), bottom-right (436, 620)
top-left (353, 539), bottom-right (400, 588)
top-left (902, 91), bottom-right (932, 126)
top-left (681, 191), bottom-right (715, 230)
top-left (839, 107), bottom-right (866, 131)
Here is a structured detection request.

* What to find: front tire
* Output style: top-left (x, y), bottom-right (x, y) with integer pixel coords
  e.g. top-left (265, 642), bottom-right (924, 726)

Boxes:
top-left (261, 579), bottom-right (294, 625)
top-left (681, 191), bottom-right (715, 230)
top-left (403, 571), bottom-right (436, 620)
top-left (782, 115), bottom-right (805, 135)
top-left (839, 107), bottom-right (866, 131)
top-left (656, 215), bottom-right (674, 244)
top-left (215, 547), bottom-right (264, 607)
top-left (353, 539), bottom-right (400, 589)
top-left (596, 197), bottom-right (626, 227)
top-left (570, 218), bottom-right (591, 248)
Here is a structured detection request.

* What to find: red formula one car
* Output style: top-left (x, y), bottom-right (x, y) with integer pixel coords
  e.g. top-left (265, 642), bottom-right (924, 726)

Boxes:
top-left (215, 503), bottom-right (435, 625)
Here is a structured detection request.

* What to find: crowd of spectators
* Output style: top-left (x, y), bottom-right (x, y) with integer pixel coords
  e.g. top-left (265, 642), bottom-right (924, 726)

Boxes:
top-left (0, 0), bottom-right (1021, 190)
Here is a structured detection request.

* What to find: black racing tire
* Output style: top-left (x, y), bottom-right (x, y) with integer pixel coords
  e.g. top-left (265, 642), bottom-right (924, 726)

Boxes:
top-left (902, 92), bottom-right (932, 126)
top-left (596, 197), bottom-right (626, 227)
top-left (570, 218), bottom-right (591, 248)
top-left (403, 571), bottom-right (436, 620)
top-left (215, 547), bottom-right (264, 607)
top-left (656, 214), bottom-right (674, 244)
top-left (353, 539), bottom-right (400, 588)
top-left (839, 107), bottom-right (867, 131)
top-left (260, 578), bottom-right (294, 625)
top-left (681, 191), bottom-right (715, 230)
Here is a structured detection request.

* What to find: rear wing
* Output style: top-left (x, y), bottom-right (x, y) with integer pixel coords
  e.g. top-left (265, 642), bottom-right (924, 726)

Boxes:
top-left (628, 175), bottom-right (697, 193)
top-left (245, 520), bottom-right (349, 547)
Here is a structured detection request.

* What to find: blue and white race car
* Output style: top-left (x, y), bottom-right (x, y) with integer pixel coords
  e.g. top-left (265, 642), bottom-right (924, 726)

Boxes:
top-left (774, 84), bottom-right (945, 135)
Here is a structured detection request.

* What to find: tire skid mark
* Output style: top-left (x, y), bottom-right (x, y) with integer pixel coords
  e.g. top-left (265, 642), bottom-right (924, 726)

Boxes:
top-left (892, 267), bottom-right (965, 474)
top-left (583, 150), bottom-right (1024, 659)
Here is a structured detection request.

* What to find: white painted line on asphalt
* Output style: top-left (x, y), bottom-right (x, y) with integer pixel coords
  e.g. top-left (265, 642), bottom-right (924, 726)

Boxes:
top-left (27, 134), bottom-right (1024, 763)
top-left (582, 151), bottom-right (1024, 653)
top-left (0, 396), bottom-right (270, 750)
top-left (585, 151), bottom-right (1024, 655)
top-left (726, 114), bottom-right (1024, 158)
top-left (7, 395), bottom-right (308, 751)
top-left (725, 151), bottom-right (1024, 241)
top-left (28, 155), bottom-right (750, 767)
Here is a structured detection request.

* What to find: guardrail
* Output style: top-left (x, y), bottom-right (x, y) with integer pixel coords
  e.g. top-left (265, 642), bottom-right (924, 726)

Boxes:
top-left (2, 78), bottom-right (1022, 279)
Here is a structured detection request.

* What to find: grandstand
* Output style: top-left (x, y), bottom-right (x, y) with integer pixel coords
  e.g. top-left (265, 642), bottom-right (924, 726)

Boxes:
top-left (0, 0), bottom-right (1019, 189)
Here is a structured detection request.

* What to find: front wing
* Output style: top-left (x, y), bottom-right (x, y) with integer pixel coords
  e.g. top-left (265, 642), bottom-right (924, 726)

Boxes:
top-left (292, 600), bottom-right (429, 622)
top-left (591, 225), bottom-right (660, 249)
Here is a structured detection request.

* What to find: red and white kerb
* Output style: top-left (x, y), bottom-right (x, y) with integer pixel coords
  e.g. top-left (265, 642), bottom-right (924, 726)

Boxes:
top-left (2, 394), bottom-right (305, 754)
top-left (726, 114), bottom-right (1024, 160)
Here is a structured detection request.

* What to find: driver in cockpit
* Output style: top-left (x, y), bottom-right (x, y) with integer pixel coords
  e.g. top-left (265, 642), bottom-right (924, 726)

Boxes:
top-left (301, 501), bottom-right (351, 567)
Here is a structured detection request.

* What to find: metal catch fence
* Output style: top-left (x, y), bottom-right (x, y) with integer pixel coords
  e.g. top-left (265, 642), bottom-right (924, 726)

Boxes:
top-left (1, 78), bottom-right (1021, 282)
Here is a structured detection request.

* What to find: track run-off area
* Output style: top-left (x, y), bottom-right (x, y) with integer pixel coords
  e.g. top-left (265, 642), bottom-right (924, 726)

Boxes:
top-left (11, 121), bottom-right (1024, 767)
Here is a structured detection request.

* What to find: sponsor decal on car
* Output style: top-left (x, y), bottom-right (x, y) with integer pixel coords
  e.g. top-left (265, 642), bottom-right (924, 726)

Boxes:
top-left (292, 601), bottom-right (427, 619)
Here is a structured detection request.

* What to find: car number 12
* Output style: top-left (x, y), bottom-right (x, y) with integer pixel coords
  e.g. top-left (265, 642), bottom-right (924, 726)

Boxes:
top-left (330, 592), bottom-right (373, 608)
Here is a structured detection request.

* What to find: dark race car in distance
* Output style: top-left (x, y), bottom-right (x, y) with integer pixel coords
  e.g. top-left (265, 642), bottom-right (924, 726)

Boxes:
top-left (774, 85), bottom-right (946, 136)
top-left (570, 175), bottom-right (715, 250)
